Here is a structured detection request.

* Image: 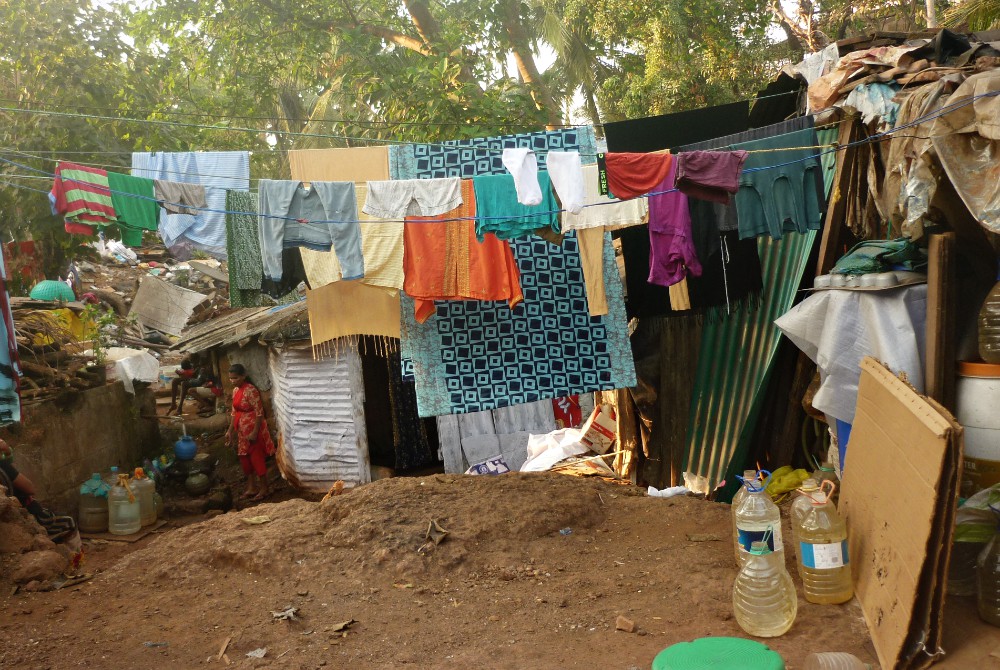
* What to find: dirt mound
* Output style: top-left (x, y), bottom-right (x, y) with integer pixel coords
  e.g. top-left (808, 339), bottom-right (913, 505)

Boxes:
top-left (112, 473), bottom-right (613, 587)
top-left (0, 485), bottom-right (71, 586)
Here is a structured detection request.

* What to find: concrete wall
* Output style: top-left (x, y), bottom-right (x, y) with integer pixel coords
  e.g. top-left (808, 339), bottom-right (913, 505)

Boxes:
top-left (0, 381), bottom-right (161, 515)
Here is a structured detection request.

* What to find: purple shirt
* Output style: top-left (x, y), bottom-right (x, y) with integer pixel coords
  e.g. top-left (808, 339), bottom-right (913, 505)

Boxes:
top-left (647, 161), bottom-right (702, 287)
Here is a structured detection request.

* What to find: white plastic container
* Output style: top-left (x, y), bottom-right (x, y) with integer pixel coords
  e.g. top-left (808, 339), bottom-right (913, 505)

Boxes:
top-left (803, 652), bottom-right (869, 669)
top-left (956, 361), bottom-right (1000, 497)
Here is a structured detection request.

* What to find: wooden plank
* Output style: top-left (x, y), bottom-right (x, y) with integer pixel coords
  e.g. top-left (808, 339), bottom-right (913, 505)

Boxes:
top-left (816, 118), bottom-right (856, 275)
top-left (924, 232), bottom-right (957, 411)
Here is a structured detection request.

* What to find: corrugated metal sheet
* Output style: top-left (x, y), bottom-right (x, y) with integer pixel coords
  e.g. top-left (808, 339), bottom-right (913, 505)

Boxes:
top-left (269, 342), bottom-right (370, 490)
top-left (172, 301), bottom-right (307, 354)
top-left (682, 127), bottom-right (836, 496)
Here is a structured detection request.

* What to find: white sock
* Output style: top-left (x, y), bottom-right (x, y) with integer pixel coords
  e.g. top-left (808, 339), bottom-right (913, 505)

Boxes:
top-left (502, 148), bottom-right (543, 206)
top-left (546, 151), bottom-right (585, 214)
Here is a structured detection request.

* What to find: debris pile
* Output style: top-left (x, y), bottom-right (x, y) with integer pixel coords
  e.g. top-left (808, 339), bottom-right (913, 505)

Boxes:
top-left (0, 485), bottom-right (71, 586)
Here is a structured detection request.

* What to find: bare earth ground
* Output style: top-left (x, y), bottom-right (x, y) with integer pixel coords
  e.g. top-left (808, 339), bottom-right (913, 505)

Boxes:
top-left (0, 473), bottom-right (878, 669)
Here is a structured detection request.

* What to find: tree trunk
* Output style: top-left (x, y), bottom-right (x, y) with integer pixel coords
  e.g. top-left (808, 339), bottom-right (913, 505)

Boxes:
top-left (501, 0), bottom-right (562, 129)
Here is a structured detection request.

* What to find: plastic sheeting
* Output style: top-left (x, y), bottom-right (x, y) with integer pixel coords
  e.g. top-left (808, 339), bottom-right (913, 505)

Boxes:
top-left (775, 285), bottom-right (928, 424)
top-left (931, 70), bottom-right (1000, 235)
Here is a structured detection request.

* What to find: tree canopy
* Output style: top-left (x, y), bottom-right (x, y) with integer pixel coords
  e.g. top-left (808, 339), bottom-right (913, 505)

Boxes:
top-left (0, 0), bottom-right (946, 270)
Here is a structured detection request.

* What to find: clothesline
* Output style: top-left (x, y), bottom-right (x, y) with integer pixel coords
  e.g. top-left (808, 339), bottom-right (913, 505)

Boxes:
top-left (2, 89), bottom-right (996, 228)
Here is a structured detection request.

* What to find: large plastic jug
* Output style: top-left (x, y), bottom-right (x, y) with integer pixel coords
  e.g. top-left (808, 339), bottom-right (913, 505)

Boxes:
top-left (78, 473), bottom-right (110, 533)
top-left (977, 504), bottom-right (1000, 627)
top-left (732, 540), bottom-right (797, 638)
top-left (978, 264), bottom-right (1000, 363)
top-left (731, 470), bottom-right (758, 564)
top-left (108, 474), bottom-right (141, 536)
top-left (803, 652), bottom-right (869, 669)
top-left (132, 468), bottom-right (157, 527)
top-left (790, 478), bottom-right (820, 577)
top-left (734, 470), bottom-right (784, 568)
top-left (796, 480), bottom-right (853, 604)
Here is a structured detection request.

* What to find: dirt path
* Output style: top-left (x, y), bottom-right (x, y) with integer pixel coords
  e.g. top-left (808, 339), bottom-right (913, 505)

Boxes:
top-left (0, 474), bottom-right (878, 669)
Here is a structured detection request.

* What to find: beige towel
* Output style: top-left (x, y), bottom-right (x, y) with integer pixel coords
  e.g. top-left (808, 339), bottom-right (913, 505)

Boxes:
top-left (306, 281), bottom-right (401, 357)
top-left (289, 147), bottom-right (403, 290)
top-left (288, 146), bottom-right (389, 182)
top-left (576, 226), bottom-right (609, 317)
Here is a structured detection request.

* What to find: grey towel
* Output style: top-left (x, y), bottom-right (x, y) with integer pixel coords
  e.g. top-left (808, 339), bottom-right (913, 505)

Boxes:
top-left (154, 180), bottom-right (207, 215)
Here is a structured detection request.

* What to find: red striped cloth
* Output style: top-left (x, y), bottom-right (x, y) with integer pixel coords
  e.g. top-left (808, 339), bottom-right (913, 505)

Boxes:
top-left (51, 162), bottom-right (117, 234)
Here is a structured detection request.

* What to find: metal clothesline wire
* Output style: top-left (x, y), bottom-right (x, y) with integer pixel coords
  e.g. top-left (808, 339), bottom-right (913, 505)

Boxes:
top-left (0, 89), bottom-right (800, 132)
top-left (0, 89), bottom-right (995, 228)
top-left (0, 88), bottom-right (803, 156)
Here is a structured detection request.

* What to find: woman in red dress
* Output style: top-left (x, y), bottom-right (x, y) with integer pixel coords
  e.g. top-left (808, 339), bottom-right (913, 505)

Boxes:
top-left (225, 364), bottom-right (275, 500)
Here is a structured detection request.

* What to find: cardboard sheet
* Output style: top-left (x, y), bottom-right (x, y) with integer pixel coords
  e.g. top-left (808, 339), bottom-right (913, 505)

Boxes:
top-left (839, 357), bottom-right (963, 670)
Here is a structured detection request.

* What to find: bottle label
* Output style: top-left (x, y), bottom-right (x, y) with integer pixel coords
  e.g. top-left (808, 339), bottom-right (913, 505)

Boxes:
top-left (737, 526), bottom-right (784, 553)
top-left (800, 540), bottom-right (849, 569)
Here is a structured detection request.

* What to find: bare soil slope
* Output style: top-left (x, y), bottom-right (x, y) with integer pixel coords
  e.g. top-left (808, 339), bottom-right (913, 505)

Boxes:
top-left (0, 473), bottom-right (877, 669)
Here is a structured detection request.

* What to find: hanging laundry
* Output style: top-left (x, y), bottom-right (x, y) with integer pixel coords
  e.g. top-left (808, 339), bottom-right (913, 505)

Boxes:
top-left (51, 162), bottom-right (117, 235)
top-left (403, 180), bottom-right (522, 323)
top-left (154, 180), bottom-right (206, 215)
top-left (674, 150), bottom-right (749, 204)
top-left (385, 352), bottom-right (435, 471)
top-left (257, 180), bottom-right (363, 282)
top-left (286, 146), bottom-right (400, 290)
top-left (546, 151), bottom-right (586, 214)
top-left (389, 127), bottom-right (598, 180)
top-left (501, 148), bottom-right (543, 206)
top-left (473, 172), bottom-right (559, 242)
top-left (619, 226), bottom-right (762, 318)
top-left (306, 282), bottom-right (401, 356)
top-left (603, 101), bottom-right (751, 153)
top-left (132, 151), bottom-right (250, 259)
top-left (602, 152), bottom-right (673, 199)
top-left (0, 247), bottom-right (21, 424)
top-left (225, 191), bottom-right (298, 308)
top-left (363, 177), bottom-right (463, 219)
top-left (648, 161), bottom-right (702, 288)
top-left (576, 227), bottom-right (610, 317)
top-left (733, 128), bottom-right (824, 240)
top-left (677, 116), bottom-right (822, 250)
top-left (106, 172), bottom-right (158, 247)
top-left (301, 184), bottom-right (403, 290)
top-left (560, 164), bottom-right (649, 232)
top-left (288, 146), bottom-right (389, 182)
top-left (400, 231), bottom-right (635, 417)
top-left (260, 248), bottom-right (308, 299)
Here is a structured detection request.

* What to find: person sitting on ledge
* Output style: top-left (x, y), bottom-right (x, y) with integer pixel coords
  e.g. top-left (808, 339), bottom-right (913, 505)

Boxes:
top-left (0, 439), bottom-right (75, 540)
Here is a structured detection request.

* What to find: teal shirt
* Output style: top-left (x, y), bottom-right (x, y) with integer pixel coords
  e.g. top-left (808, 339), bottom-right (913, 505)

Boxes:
top-left (473, 172), bottom-right (559, 242)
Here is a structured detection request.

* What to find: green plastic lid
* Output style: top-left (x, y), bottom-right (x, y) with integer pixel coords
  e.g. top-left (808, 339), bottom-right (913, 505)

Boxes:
top-left (652, 637), bottom-right (785, 670)
top-left (29, 279), bottom-right (75, 302)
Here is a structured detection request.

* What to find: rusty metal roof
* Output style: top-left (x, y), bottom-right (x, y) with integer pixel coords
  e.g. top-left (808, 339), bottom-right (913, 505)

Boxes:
top-left (170, 300), bottom-right (308, 354)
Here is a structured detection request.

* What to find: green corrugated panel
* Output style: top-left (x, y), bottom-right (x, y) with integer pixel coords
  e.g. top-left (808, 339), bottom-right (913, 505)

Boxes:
top-left (681, 127), bottom-right (836, 500)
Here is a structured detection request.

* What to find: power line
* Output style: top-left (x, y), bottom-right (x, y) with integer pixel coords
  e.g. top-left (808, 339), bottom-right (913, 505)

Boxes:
top-left (2, 90), bottom-right (993, 226)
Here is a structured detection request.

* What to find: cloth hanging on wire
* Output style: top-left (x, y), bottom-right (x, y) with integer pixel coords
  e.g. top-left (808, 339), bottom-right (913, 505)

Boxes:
top-left (107, 172), bottom-right (158, 247)
top-left (132, 151), bottom-right (250, 259)
top-left (603, 101), bottom-right (751, 153)
top-left (51, 161), bottom-right (117, 235)
top-left (400, 231), bottom-right (636, 417)
top-left (225, 191), bottom-right (298, 308)
top-left (403, 179), bottom-right (522, 323)
top-left (286, 147), bottom-right (402, 290)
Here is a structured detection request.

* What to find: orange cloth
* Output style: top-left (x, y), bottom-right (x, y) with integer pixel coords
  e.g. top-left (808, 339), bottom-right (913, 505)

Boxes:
top-left (403, 180), bottom-right (523, 323)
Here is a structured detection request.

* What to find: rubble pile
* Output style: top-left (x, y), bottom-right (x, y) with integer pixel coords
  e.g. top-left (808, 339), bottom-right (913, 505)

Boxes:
top-left (0, 485), bottom-right (71, 586)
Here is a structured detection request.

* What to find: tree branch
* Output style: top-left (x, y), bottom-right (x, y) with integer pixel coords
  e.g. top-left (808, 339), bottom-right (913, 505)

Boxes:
top-left (357, 24), bottom-right (432, 55)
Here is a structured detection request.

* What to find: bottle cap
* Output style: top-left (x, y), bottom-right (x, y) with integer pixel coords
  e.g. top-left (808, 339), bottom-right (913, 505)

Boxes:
top-left (749, 541), bottom-right (771, 555)
top-left (799, 478), bottom-right (819, 491)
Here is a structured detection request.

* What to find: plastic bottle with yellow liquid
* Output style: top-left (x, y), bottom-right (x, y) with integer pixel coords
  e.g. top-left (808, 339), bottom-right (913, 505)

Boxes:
top-left (732, 538), bottom-right (797, 638)
top-left (796, 480), bottom-right (853, 605)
